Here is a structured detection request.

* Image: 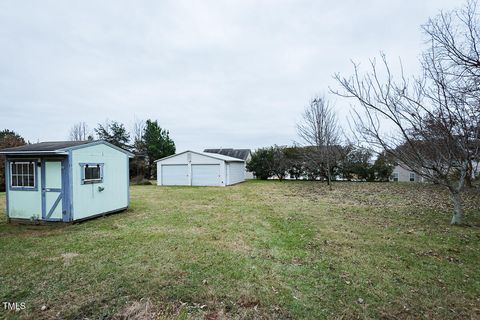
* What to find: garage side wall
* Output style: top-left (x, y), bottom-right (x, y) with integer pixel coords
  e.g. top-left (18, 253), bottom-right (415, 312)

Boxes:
top-left (71, 144), bottom-right (129, 220)
top-left (227, 162), bottom-right (245, 185)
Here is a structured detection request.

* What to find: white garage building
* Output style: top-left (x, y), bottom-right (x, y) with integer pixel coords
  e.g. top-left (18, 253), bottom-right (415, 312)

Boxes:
top-left (156, 151), bottom-right (245, 186)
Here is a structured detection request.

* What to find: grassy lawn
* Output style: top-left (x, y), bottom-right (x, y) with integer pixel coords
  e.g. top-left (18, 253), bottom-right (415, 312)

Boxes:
top-left (0, 181), bottom-right (479, 319)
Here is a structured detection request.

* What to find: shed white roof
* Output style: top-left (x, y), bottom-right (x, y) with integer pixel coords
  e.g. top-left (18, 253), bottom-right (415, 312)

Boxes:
top-left (155, 150), bottom-right (245, 163)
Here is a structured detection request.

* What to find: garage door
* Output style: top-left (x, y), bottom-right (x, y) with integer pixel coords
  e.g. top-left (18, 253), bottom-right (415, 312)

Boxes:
top-left (161, 165), bottom-right (189, 185)
top-left (192, 164), bottom-right (221, 186)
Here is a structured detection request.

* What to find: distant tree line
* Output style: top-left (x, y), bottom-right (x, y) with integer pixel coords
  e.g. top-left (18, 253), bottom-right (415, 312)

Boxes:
top-left (0, 119), bottom-right (175, 190)
top-left (68, 119), bottom-right (176, 182)
top-left (247, 145), bottom-right (395, 182)
top-left (246, 94), bottom-right (395, 184)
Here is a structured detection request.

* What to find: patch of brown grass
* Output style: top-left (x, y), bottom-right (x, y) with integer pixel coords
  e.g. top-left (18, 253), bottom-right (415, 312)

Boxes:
top-left (113, 299), bottom-right (158, 320)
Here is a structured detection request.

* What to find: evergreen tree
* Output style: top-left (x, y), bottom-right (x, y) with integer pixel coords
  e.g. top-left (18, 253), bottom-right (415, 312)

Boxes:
top-left (0, 130), bottom-right (26, 192)
top-left (94, 120), bottom-right (130, 149)
top-left (247, 148), bottom-right (274, 180)
top-left (143, 120), bottom-right (175, 178)
top-left (371, 153), bottom-right (395, 182)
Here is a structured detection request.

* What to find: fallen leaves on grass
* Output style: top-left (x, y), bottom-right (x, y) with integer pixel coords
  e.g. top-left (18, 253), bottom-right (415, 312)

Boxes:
top-left (291, 182), bottom-right (480, 213)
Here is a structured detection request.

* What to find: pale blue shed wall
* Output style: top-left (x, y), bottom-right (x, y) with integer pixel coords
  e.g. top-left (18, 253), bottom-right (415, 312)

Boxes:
top-left (6, 158), bottom-right (42, 219)
top-left (71, 144), bottom-right (129, 220)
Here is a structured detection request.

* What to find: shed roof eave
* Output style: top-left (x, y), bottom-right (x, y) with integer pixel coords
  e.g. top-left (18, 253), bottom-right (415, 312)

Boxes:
top-left (0, 151), bottom-right (69, 155)
top-left (0, 140), bottom-right (134, 157)
top-left (62, 140), bottom-right (135, 157)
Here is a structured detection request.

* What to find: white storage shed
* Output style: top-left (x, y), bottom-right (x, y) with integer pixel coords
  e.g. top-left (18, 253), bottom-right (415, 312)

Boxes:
top-left (156, 151), bottom-right (245, 186)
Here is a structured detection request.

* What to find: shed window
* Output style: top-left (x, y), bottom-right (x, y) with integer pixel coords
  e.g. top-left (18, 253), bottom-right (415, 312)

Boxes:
top-left (81, 164), bottom-right (103, 184)
top-left (10, 162), bottom-right (36, 188)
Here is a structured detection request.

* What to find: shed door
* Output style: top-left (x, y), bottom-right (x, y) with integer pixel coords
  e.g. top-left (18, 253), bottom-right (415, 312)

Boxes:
top-left (42, 160), bottom-right (64, 221)
top-left (161, 165), bottom-right (189, 185)
top-left (192, 164), bottom-right (221, 186)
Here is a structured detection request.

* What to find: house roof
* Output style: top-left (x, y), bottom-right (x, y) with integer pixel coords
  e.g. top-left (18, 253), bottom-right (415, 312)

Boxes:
top-left (203, 148), bottom-right (251, 160)
top-left (155, 150), bottom-right (245, 163)
top-left (0, 140), bottom-right (134, 157)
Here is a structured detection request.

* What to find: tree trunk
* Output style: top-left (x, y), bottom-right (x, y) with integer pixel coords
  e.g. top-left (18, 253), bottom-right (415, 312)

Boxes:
top-left (450, 190), bottom-right (463, 225)
top-left (326, 162), bottom-right (332, 190)
top-left (450, 163), bottom-right (469, 225)
top-left (465, 160), bottom-right (473, 188)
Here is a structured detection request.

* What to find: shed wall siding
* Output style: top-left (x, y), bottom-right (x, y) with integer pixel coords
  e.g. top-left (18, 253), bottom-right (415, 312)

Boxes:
top-left (71, 144), bottom-right (129, 220)
top-left (7, 158), bottom-right (42, 219)
top-left (8, 190), bottom-right (42, 219)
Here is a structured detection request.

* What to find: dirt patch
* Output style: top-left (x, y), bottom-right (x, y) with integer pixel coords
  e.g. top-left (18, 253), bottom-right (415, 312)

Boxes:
top-left (222, 236), bottom-right (253, 254)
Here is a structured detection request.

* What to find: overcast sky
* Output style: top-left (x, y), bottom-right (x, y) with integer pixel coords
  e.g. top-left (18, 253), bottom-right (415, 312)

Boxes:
top-left (0, 0), bottom-right (465, 151)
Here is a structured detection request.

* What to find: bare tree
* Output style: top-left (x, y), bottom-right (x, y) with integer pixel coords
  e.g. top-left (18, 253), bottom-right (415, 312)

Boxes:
top-left (423, 0), bottom-right (480, 99)
top-left (130, 118), bottom-right (147, 180)
top-left (422, 0), bottom-right (480, 187)
top-left (297, 96), bottom-right (341, 189)
top-left (132, 118), bottom-right (145, 149)
top-left (69, 122), bottom-right (90, 141)
top-left (333, 1), bottom-right (480, 224)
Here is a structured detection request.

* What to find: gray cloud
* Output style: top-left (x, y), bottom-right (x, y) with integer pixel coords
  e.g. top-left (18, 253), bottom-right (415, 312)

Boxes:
top-left (0, 0), bottom-right (464, 150)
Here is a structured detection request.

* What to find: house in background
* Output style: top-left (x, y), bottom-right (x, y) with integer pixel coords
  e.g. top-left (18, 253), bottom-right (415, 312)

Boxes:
top-left (203, 148), bottom-right (253, 179)
top-left (473, 160), bottom-right (480, 179)
top-left (390, 160), bottom-right (479, 183)
top-left (156, 151), bottom-right (245, 186)
top-left (390, 164), bottom-right (424, 182)
top-left (0, 140), bottom-right (133, 222)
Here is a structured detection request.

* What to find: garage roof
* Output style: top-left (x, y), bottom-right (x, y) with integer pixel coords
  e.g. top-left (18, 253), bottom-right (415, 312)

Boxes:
top-left (155, 150), bottom-right (245, 163)
top-left (203, 148), bottom-right (251, 160)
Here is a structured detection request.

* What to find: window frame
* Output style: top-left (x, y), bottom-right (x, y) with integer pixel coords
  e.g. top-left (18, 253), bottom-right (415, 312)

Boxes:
top-left (80, 163), bottom-right (104, 185)
top-left (409, 172), bottom-right (415, 182)
top-left (391, 172), bottom-right (399, 182)
top-left (9, 160), bottom-right (38, 191)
